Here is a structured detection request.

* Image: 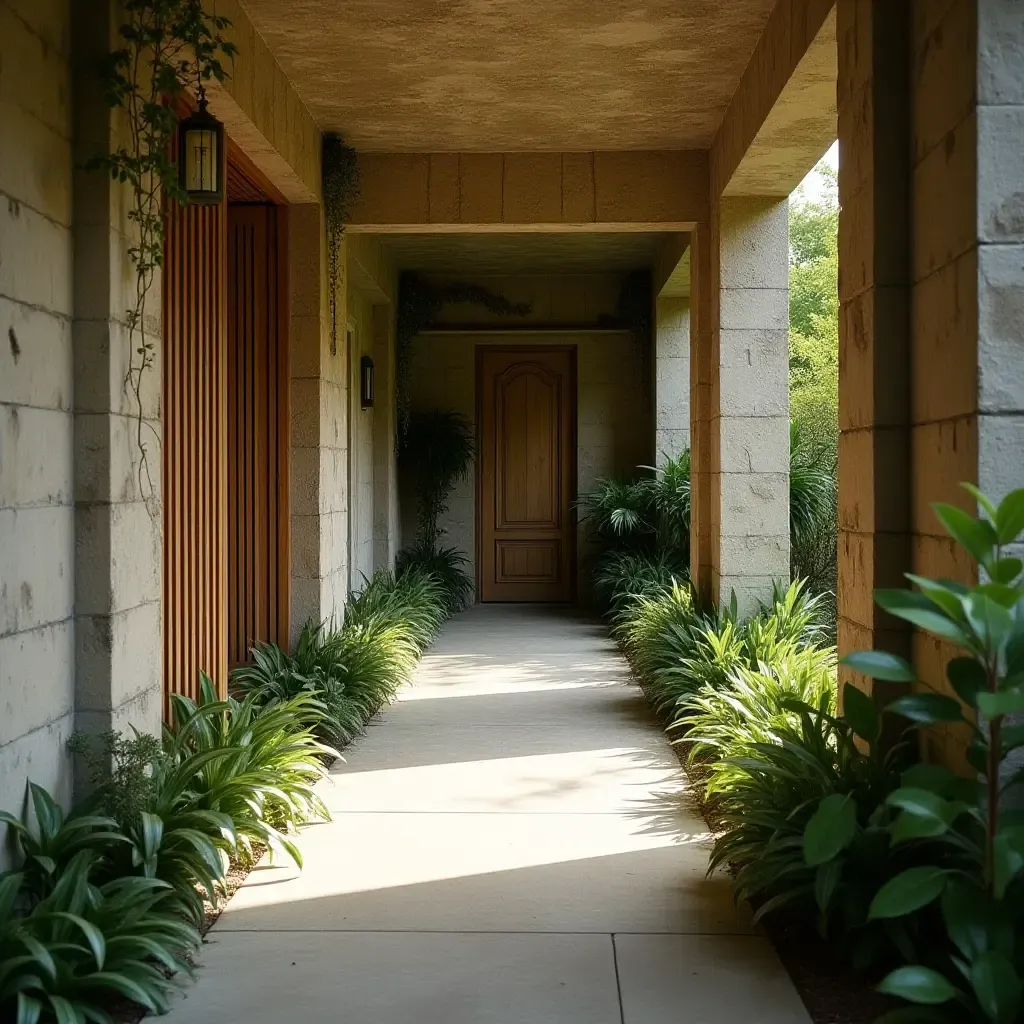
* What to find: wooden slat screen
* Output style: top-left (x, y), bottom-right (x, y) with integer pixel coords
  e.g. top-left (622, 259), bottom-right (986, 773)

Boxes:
top-left (227, 204), bottom-right (289, 666)
top-left (162, 190), bottom-right (229, 712)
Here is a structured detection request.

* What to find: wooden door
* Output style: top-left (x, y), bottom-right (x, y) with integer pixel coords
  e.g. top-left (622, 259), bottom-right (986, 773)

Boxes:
top-left (227, 203), bottom-right (290, 666)
top-left (478, 347), bottom-right (575, 602)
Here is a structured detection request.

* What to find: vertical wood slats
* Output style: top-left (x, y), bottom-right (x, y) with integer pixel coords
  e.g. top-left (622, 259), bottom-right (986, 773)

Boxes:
top-left (162, 190), bottom-right (228, 713)
top-left (227, 204), bottom-right (290, 666)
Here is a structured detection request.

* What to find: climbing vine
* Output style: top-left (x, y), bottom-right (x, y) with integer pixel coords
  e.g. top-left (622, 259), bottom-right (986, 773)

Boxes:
top-left (395, 273), bottom-right (532, 444)
top-left (91, 0), bottom-right (236, 505)
top-left (322, 134), bottom-right (361, 357)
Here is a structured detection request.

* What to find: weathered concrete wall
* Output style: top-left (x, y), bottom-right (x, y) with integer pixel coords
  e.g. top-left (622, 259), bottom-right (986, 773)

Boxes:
top-left (0, 0), bottom-right (76, 817)
top-left (654, 298), bottom-right (691, 461)
top-left (347, 288), bottom-right (376, 588)
top-left (372, 303), bottom-right (399, 572)
top-left (402, 272), bottom-right (650, 600)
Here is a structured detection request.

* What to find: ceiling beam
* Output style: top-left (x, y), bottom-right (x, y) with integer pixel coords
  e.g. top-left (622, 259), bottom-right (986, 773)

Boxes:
top-left (347, 151), bottom-right (709, 232)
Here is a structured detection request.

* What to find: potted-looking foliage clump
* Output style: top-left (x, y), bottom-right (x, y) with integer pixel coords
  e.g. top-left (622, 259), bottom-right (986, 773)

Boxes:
top-left (397, 411), bottom-right (475, 614)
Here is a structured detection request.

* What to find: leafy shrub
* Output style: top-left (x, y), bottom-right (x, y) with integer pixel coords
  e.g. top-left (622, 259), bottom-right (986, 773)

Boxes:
top-left (398, 410), bottom-right (475, 551)
top-left (0, 850), bottom-right (200, 1023)
top-left (841, 485), bottom-right (1024, 1021)
top-left (707, 688), bottom-right (920, 968)
top-left (790, 421), bottom-right (838, 619)
top-left (0, 784), bottom-right (127, 903)
top-left (396, 544), bottom-right (474, 615)
top-left (344, 564), bottom-right (447, 647)
top-left (592, 550), bottom-right (687, 614)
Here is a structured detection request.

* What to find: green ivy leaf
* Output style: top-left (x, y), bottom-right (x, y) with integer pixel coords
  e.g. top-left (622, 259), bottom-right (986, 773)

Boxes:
top-left (868, 866), bottom-right (950, 920)
top-left (803, 793), bottom-right (858, 867)
top-left (971, 952), bottom-right (1022, 1024)
top-left (877, 966), bottom-right (959, 1005)
top-left (842, 651), bottom-right (916, 683)
top-left (886, 693), bottom-right (965, 725)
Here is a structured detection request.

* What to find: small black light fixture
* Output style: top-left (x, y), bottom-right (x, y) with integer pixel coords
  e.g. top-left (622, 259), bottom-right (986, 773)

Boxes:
top-left (178, 84), bottom-right (224, 205)
top-left (360, 356), bottom-right (375, 409)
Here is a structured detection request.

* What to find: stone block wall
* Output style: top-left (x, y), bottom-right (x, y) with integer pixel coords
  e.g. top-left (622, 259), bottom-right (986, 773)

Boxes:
top-left (0, 0), bottom-right (76, 817)
top-left (654, 297), bottom-right (690, 461)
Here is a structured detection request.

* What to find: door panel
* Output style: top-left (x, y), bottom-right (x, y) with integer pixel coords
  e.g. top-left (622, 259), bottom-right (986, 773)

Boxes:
top-left (479, 347), bottom-right (575, 602)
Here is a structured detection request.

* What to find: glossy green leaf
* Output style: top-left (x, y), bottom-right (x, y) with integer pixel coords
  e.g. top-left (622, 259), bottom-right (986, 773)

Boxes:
top-left (875, 590), bottom-right (968, 644)
top-left (992, 827), bottom-right (1024, 899)
top-left (941, 882), bottom-right (1000, 962)
top-left (803, 793), bottom-right (857, 867)
top-left (815, 858), bottom-right (843, 913)
top-left (989, 558), bottom-right (1023, 586)
top-left (947, 657), bottom-right (986, 709)
top-left (995, 488), bottom-right (1024, 545)
top-left (978, 690), bottom-right (1024, 719)
top-left (842, 651), bottom-right (916, 683)
top-left (877, 966), bottom-right (958, 1005)
top-left (886, 693), bottom-right (965, 725)
top-left (933, 502), bottom-right (998, 565)
top-left (841, 683), bottom-right (881, 743)
top-left (971, 952), bottom-right (1022, 1024)
top-left (868, 866), bottom-right (950, 920)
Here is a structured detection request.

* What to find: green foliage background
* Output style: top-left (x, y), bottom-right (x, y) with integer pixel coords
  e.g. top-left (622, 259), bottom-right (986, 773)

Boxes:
top-left (789, 160), bottom-right (839, 460)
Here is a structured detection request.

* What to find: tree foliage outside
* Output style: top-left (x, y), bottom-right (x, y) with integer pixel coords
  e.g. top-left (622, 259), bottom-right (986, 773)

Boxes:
top-left (789, 160), bottom-right (839, 460)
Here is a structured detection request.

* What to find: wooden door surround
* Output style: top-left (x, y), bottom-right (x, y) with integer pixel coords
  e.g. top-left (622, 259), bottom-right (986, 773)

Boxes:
top-left (477, 346), bottom-right (576, 602)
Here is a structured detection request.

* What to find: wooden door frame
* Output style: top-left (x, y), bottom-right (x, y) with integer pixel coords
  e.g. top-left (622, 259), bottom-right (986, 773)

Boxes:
top-left (474, 343), bottom-right (578, 603)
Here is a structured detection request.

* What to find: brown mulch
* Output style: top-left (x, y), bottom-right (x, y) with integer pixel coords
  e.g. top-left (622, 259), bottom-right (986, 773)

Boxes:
top-left (640, 679), bottom-right (890, 1024)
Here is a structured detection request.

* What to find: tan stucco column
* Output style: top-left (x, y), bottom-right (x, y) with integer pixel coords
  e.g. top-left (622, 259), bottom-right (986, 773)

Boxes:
top-left (691, 198), bottom-right (791, 617)
top-left (372, 303), bottom-right (399, 570)
top-left (836, 0), bottom-right (914, 701)
top-left (71, 0), bottom-right (163, 780)
top-left (654, 297), bottom-right (690, 463)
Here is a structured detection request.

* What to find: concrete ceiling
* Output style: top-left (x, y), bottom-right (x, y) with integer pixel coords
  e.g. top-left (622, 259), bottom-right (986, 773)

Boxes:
top-left (379, 231), bottom-right (674, 274)
top-left (238, 0), bottom-right (779, 151)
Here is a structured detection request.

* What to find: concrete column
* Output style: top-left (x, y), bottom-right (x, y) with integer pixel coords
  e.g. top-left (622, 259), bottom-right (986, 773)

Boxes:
top-left (714, 198), bottom-right (791, 617)
top-left (372, 302), bottom-right (399, 570)
top-left (689, 224), bottom-right (714, 602)
top-left (654, 297), bottom-right (690, 463)
top-left (71, 0), bottom-right (163, 775)
top-left (289, 208), bottom-right (349, 638)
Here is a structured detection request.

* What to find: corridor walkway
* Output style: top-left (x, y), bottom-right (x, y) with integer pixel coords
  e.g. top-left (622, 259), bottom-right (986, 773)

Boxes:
top-left (166, 605), bottom-right (811, 1023)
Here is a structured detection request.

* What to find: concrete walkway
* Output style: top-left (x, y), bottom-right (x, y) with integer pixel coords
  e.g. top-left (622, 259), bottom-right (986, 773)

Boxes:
top-left (166, 605), bottom-right (811, 1023)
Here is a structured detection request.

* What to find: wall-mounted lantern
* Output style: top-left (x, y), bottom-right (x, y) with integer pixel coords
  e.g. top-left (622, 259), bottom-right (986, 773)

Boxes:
top-left (360, 356), bottom-right (375, 408)
top-left (178, 87), bottom-right (224, 205)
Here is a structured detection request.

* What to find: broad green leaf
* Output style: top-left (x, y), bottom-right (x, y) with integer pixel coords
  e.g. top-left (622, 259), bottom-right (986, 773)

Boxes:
top-left (886, 693), bottom-right (965, 725)
top-left (868, 866), bottom-right (950, 920)
top-left (995, 488), bottom-right (1024, 545)
top-left (992, 827), bottom-right (1024, 899)
top-left (989, 559), bottom-right (1024, 586)
top-left (878, 966), bottom-right (958, 1005)
top-left (803, 794), bottom-right (857, 867)
top-left (16, 994), bottom-right (43, 1024)
top-left (962, 482), bottom-right (999, 523)
top-left (842, 651), bottom-right (916, 683)
top-left (841, 683), bottom-right (881, 744)
top-left (971, 952), bottom-right (1022, 1024)
top-left (886, 787), bottom-right (964, 825)
top-left (942, 881), bottom-right (1000, 961)
top-left (933, 502), bottom-right (998, 565)
top-left (815, 858), bottom-right (843, 913)
top-left (901, 763), bottom-right (957, 795)
top-left (875, 591), bottom-right (968, 644)
top-left (978, 690), bottom-right (1024, 719)
top-left (947, 657), bottom-right (986, 709)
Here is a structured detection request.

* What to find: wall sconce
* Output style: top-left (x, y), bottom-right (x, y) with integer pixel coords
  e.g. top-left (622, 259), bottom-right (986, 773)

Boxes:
top-left (178, 87), bottom-right (224, 205)
top-left (360, 356), bottom-right (375, 408)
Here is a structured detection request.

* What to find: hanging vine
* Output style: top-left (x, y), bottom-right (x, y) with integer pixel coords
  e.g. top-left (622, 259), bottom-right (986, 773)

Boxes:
top-left (322, 134), bottom-right (360, 357)
top-left (395, 273), bottom-right (532, 445)
top-left (91, 0), bottom-right (236, 506)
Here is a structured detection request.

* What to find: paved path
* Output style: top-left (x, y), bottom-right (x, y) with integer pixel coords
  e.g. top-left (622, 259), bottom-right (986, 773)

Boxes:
top-left (166, 605), bottom-right (811, 1023)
